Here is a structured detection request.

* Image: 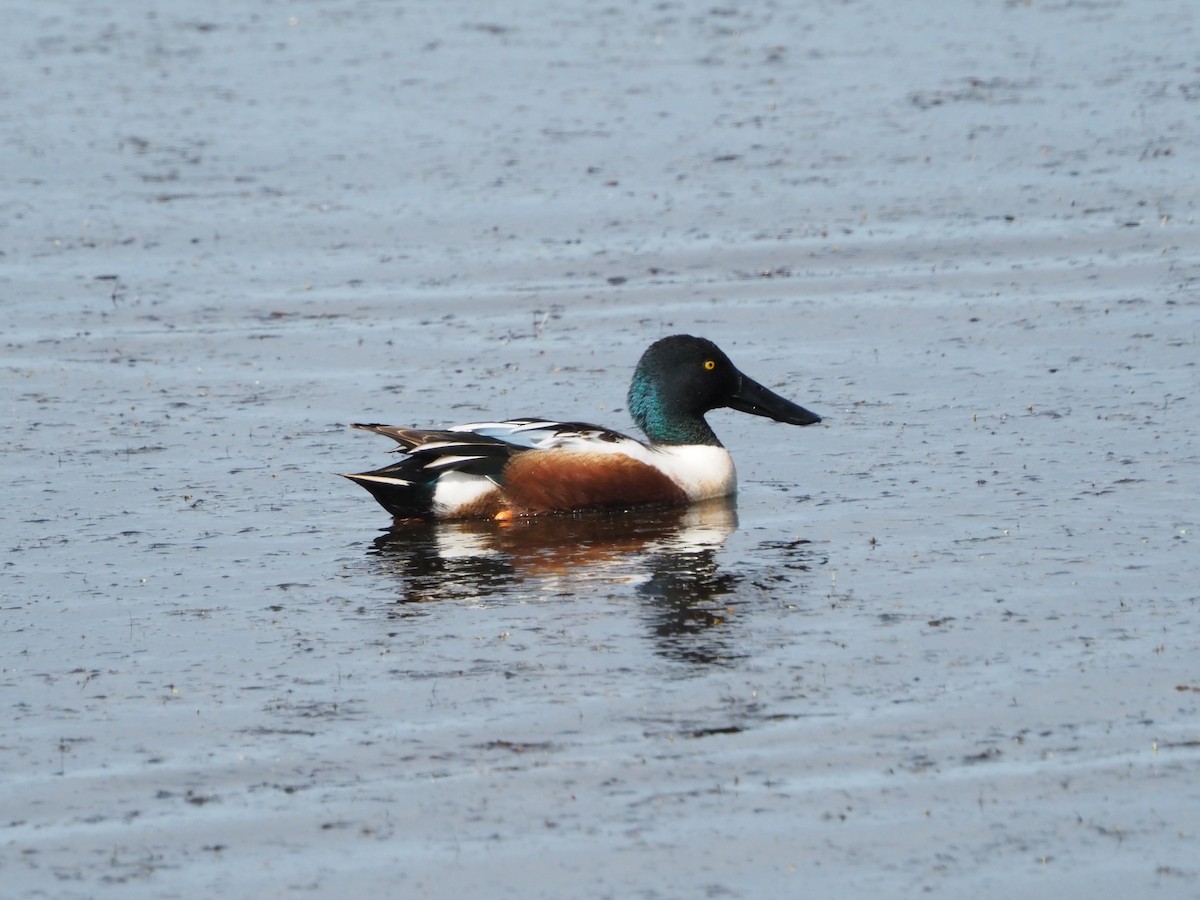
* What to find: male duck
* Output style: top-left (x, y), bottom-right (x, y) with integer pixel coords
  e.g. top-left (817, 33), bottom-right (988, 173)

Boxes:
top-left (344, 334), bottom-right (821, 521)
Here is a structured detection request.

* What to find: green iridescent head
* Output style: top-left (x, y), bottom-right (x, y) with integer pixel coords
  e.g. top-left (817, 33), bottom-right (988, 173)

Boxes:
top-left (627, 335), bottom-right (821, 446)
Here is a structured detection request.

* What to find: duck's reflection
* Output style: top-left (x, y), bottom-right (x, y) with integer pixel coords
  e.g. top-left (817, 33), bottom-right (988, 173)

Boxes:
top-left (367, 498), bottom-right (746, 665)
top-left (635, 544), bottom-right (742, 666)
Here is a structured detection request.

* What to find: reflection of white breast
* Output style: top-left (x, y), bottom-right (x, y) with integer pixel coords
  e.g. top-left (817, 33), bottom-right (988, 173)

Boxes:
top-left (659, 497), bottom-right (739, 550)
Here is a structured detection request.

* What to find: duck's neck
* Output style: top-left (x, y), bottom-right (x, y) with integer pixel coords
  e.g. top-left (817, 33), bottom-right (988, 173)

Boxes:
top-left (629, 382), bottom-right (722, 447)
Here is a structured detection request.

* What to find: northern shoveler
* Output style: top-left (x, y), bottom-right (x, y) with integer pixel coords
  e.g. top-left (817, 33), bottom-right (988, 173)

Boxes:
top-left (344, 334), bottom-right (821, 521)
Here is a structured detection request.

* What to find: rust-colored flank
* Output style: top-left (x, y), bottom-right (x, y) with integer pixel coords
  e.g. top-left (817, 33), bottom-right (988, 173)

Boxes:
top-left (499, 450), bottom-right (688, 515)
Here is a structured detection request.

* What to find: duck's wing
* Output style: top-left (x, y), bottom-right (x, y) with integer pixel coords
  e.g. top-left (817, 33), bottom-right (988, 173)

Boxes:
top-left (447, 419), bottom-right (643, 452)
top-left (349, 418), bottom-right (642, 479)
top-left (350, 422), bottom-right (521, 481)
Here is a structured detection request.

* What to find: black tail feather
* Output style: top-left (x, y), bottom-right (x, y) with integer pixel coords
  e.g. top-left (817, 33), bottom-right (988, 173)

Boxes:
top-left (342, 470), bottom-right (435, 520)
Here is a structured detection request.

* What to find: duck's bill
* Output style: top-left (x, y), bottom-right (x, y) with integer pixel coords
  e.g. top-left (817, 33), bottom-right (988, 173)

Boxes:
top-left (727, 373), bottom-right (822, 426)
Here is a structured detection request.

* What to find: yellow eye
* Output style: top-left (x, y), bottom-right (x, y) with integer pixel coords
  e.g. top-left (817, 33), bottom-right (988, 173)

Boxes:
top-left (703, 359), bottom-right (716, 371)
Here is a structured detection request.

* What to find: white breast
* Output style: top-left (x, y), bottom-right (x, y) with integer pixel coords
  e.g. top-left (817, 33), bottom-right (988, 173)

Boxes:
top-left (650, 444), bottom-right (738, 501)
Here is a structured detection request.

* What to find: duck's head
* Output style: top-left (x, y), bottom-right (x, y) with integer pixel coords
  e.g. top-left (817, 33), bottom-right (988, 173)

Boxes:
top-left (627, 334), bottom-right (822, 446)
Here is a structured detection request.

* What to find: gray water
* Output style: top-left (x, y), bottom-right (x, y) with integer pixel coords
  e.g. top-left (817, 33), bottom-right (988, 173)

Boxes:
top-left (3, 1), bottom-right (1199, 897)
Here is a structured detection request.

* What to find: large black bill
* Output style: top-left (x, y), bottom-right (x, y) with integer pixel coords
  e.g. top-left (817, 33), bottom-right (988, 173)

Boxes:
top-left (726, 373), bottom-right (822, 426)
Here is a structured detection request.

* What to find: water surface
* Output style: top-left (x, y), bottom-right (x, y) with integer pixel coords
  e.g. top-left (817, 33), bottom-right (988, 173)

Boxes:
top-left (3, 1), bottom-right (1199, 897)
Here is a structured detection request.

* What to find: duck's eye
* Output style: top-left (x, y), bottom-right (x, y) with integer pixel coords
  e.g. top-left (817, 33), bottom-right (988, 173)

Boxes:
top-left (703, 359), bottom-right (716, 371)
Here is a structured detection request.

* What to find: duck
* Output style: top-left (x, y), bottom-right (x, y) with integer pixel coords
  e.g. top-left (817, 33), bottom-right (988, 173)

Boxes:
top-left (343, 334), bottom-right (821, 522)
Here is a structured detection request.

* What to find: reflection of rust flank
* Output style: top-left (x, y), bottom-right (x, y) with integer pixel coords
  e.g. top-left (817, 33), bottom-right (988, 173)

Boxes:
top-left (501, 450), bottom-right (688, 515)
top-left (495, 529), bottom-right (659, 575)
